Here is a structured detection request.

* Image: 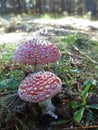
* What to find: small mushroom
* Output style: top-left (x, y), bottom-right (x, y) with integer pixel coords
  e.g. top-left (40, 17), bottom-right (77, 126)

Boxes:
top-left (18, 71), bottom-right (62, 119)
top-left (14, 39), bottom-right (61, 72)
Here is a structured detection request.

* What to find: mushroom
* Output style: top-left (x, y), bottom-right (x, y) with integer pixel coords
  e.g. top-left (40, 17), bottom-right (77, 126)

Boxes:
top-left (14, 39), bottom-right (61, 72)
top-left (18, 71), bottom-right (62, 119)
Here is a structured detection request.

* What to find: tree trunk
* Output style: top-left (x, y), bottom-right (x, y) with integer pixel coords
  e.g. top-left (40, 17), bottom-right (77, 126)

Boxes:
top-left (85, 0), bottom-right (96, 16)
top-left (22, 0), bottom-right (27, 13)
top-left (35, 0), bottom-right (43, 14)
top-left (61, 0), bottom-right (65, 13)
top-left (52, 0), bottom-right (56, 14)
top-left (65, 0), bottom-right (72, 14)
top-left (0, 0), bottom-right (6, 15)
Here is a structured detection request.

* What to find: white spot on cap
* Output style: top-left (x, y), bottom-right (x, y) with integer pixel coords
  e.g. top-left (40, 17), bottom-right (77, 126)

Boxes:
top-left (46, 94), bottom-right (51, 98)
top-left (27, 87), bottom-right (33, 91)
top-left (31, 96), bottom-right (38, 100)
top-left (20, 84), bottom-right (27, 87)
top-left (26, 95), bottom-right (32, 100)
top-left (39, 87), bottom-right (44, 90)
top-left (23, 89), bottom-right (26, 93)
top-left (33, 87), bottom-right (38, 91)
top-left (51, 85), bottom-right (56, 88)
top-left (45, 85), bottom-right (50, 89)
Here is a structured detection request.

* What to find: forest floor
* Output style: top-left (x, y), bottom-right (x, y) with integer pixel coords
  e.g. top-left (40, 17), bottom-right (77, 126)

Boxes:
top-left (0, 16), bottom-right (98, 44)
top-left (0, 15), bottom-right (98, 130)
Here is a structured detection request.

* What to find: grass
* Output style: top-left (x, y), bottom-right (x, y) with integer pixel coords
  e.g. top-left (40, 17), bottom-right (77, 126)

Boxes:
top-left (0, 32), bottom-right (98, 129)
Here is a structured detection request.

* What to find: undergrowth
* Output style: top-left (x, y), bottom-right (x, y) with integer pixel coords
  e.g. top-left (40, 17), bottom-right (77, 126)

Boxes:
top-left (0, 33), bottom-right (98, 130)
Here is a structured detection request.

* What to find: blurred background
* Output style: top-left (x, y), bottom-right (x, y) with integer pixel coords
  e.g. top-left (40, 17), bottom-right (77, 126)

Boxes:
top-left (0, 0), bottom-right (98, 18)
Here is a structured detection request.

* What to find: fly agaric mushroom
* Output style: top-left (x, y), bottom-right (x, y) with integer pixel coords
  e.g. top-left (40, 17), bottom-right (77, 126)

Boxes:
top-left (18, 71), bottom-right (62, 119)
top-left (14, 39), bottom-right (61, 71)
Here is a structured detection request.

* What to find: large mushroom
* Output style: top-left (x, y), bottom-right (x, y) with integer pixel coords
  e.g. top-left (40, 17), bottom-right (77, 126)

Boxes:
top-left (18, 71), bottom-right (62, 119)
top-left (14, 39), bottom-right (61, 71)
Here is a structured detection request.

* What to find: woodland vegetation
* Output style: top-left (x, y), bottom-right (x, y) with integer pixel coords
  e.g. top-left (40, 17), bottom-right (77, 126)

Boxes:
top-left (0, 0), bottom-right (98, 17)
top-left (0, 0), bottom-right (98, 130)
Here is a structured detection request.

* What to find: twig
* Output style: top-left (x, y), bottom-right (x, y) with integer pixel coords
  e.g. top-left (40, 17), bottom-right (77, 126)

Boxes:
top-left (72, 45), bottom-right (98, 65)
top-left (66, 50), bottom-right (98, 65)
top-left (62, 125), bottom-right (98, 130)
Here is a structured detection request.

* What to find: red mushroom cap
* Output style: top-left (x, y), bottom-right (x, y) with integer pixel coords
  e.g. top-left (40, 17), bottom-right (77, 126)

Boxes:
top-left (14, 39), bottom-right (61, 65)
top-left (18, 71), bottom-right (62, 103)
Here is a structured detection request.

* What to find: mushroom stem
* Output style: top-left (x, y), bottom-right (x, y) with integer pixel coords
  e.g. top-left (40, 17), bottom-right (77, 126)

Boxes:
top-left (38, 99), bottom-right (58, 119)
top-left (30, 65), bottom-right (44, 73)
top-left (34, 61), bottom-right (38, 72)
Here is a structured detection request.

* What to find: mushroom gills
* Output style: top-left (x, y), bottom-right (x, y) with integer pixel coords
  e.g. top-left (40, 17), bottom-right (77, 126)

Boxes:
top-left (38, 99), bottom-right (58, 119)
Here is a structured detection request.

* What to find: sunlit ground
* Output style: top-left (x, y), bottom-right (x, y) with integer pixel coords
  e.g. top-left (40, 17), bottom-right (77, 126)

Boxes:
top-left (0, 15), bottom-right (98, 44)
